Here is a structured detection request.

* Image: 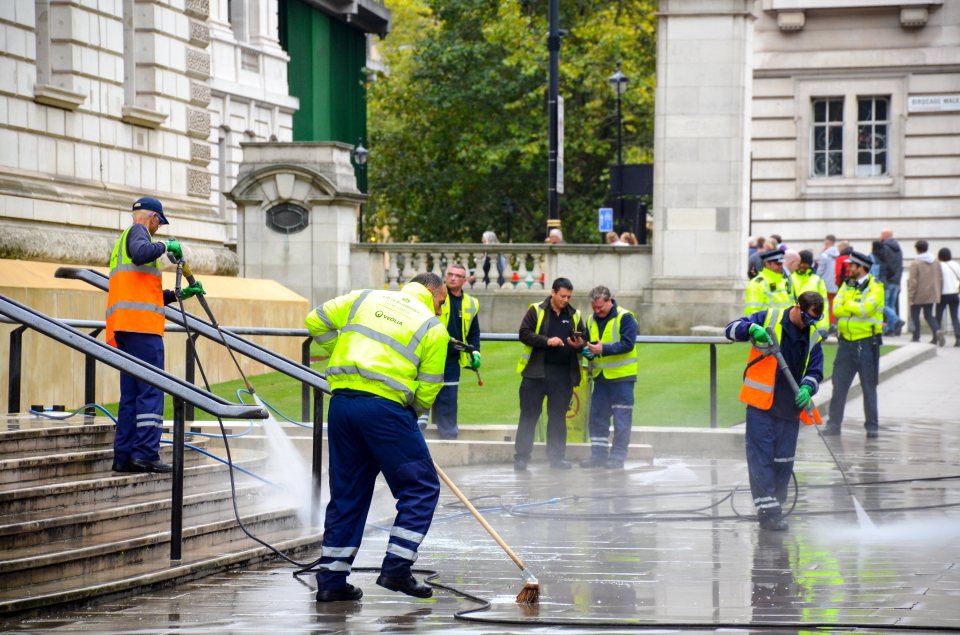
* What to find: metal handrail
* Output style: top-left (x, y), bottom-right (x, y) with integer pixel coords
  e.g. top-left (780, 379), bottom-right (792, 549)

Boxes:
top-left (0, 293), bottom-right (268, 561)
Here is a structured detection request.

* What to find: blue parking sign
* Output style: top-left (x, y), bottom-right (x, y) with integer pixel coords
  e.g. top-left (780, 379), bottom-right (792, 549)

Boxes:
top-left (598, 208), bottom-right (614, 233)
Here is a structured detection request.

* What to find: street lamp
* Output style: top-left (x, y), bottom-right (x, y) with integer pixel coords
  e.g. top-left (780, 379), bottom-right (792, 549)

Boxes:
top-left (351, 139), bottom-right (368, 242)
top-left (607, 62), bottom-right (628, 232)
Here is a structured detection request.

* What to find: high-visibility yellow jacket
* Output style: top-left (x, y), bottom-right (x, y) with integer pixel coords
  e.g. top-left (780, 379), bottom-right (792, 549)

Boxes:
top-left (585, 307), bottom-right (638, 380)
top-left (740, 309), bottom-right (822, 414)
top-left (834, 275), bottom-right (885, 341)
top-left (745, 267), bottom-right (792, 315)
top-left (439, 290), bottom-right (479, 366)
top-left (106, 227), bottom-right (164, 347)
top-left (305, 282), bottom-right (449, 413)
top-left (790, 270), bottom-right (829, 334)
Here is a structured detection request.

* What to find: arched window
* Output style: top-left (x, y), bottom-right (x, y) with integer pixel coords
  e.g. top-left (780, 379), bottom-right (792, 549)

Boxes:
top-left (265, 203), bottom-right (309, 234)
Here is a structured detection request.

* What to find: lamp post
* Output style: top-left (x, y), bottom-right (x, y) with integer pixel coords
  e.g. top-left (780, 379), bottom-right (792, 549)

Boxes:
top-left (607, 62), bottom-right (628, 233)
top-left (351, 139), bottom-right (368, 242)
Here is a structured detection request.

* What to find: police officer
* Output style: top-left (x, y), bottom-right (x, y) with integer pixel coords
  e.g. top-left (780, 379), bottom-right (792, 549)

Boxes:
top-left (824, 250), bottom-right (885, 438)
top-left (578, 285), bottom-right (638, 470)
top-left (106, 197), bottom-right (204, 473)
top-left (725, 291), bottom-right (825, 531)
top-left (426, 263), bottom-right (480, 439)
top-left (746, 249), bottom-right (792, 316)
top-left (305, 273), bottom-right (449, 602)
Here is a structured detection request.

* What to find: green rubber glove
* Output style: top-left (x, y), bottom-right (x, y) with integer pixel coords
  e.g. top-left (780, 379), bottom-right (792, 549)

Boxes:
top-left (581, 346), bottom-right (595, 361)
top-left (180, 280), bottom-right (205, 300)
top-left (164, 239), bottom-right (183, 260)
top-left (795, 384), bottom-right (812, 409)
top-left (469, 351), bottom-right (481, 370)
top-left (748, 323), bottom-right (770, 345)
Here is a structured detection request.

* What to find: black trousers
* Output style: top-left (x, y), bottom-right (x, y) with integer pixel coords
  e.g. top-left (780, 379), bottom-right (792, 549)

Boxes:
top-left (514, 364), bottom-right (573, 462)
top-left (936, 293), bottom-right (960, 340)
top-left (909, 303), bottom-right (940, 340)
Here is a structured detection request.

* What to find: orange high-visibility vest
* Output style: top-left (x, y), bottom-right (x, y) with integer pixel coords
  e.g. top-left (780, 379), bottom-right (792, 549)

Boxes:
top-left (105, 227), bottom-right (165, 347)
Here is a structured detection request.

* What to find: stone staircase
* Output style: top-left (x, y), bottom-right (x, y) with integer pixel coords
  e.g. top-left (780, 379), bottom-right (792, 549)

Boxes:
top-left (0, 417), bottom-right (322, 615)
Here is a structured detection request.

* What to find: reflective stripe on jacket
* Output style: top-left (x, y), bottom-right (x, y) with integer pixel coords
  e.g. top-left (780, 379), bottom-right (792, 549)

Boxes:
top-left (745, 268), bottom-right (792, 315)
top-left (585, 308), bottom-right (638, 380)
top-left (739, 309), bottom-right (821, 410)
top-left (516, 302), bottom-right (583, 374)
top-left (106, 227), bottom-right (164, 347)
top-left (305, 283), bottom-right (449, 413)
top-left (834, 275), bottom-right (884, 341)
top-left (790, 270), bottom-right (830, 335)
top-left (439, 291), bottom-right (479, 366)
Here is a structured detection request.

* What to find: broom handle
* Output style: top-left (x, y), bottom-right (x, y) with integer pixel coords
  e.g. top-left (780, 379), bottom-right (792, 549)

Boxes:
top-left (433, 461), bottom-right (527, 572)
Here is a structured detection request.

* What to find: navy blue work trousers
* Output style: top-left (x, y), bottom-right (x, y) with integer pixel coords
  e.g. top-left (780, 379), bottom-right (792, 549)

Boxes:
top-left (828, 336), bottom-right (880, 433)
top-left (745, 407), bottom-right (799, 521)
top-left (431, 360), bottom-right (461, 439)
top-left (316, 393), bottom-right (440, 590)
top-left (587, 381), bottom-right (635, 461)
top-left (114, 332), bottom-right (165, 464)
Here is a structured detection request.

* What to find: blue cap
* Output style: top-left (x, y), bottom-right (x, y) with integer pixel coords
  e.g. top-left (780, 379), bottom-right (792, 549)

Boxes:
top-left (132, 197), bottom-right (168, 225)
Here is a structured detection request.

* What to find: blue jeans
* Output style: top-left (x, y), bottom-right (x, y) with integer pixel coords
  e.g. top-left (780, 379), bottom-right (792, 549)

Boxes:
top-left (882, 282), bottom-right (900, 334)
top-left (587, 381), bottom-right (635, 461)
top-left (745, 407), bottom-right (800, 519)
top-left (828, 336), bottom-right (880, 432)
top-left (317, 393), bottom-right (440, 589)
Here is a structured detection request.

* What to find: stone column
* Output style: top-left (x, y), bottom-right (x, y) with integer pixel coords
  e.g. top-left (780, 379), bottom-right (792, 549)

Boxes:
top-left (647, 0), bottom-right (754, 332)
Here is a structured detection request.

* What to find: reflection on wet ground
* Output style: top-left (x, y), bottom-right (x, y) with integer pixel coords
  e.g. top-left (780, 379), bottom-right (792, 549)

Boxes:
top-left (5, 416), bottom-right (959, 634)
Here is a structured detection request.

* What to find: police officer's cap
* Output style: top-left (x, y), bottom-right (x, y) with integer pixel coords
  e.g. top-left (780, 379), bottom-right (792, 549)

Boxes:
top-left (132, 197), bottom-right (168, 225)
top-left (760, 249), bottom-right (784, 263)
top-left (848, 250), bottom-right (872, 268)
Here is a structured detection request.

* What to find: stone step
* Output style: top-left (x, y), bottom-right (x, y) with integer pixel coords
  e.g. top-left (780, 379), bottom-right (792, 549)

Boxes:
top-left (0, 439), bottom-right (210, 488)
top-left (0, 423), bottom-right (114, 459)
top-left (0, 516), bottom-right (321, 615)
top-left (0, 482), bottom-right (266, 550)
top-left (0, 503), bottom-right (307, 589)
top-left (0, 456), bottom-right (268, 515)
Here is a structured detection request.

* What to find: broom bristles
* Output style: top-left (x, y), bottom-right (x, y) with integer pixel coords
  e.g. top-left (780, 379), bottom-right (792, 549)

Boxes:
top-left (516, 581), bottom-right (540, 604)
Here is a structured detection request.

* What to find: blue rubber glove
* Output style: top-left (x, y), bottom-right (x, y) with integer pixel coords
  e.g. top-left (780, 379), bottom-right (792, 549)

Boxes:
top-left (748, 323), bottom-right (771, 345)
top-left (180, 280), bottom-right (205, 300)
top-left (581, 346), bottom-right (595, 361)
top-left (164, 239), bottom-right (183, 260)
top-left (795, 385), bottom-right (812, 409)
top-left (469, 351), bottom-right (481, 370)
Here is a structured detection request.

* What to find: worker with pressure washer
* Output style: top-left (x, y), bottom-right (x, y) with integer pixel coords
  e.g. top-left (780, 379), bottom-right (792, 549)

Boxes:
top-left (305, 273), bottom-right (449, 602)
top-left (418, 263), bottom-right (481, 439)
top-left (725, 290), bottom-right (825, 531)
top-left (106, 197), bottom-right (204, 474)
top-left (578, 285), bottom-right (638, 470)
top-left (824, 250), bottom-right (885, 438)
top-left (745, 249), bottom-right (793, 316)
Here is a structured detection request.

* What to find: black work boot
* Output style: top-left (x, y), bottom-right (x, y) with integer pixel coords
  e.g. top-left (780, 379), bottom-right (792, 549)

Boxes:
top-left (376, 574), bottom-right (433, 598)
top-left (579, 456), bottom-right (606, 468)
top-left (759, 515), bottom-right (789, 531)
top-left (316, 583), bottom-right (363, 602)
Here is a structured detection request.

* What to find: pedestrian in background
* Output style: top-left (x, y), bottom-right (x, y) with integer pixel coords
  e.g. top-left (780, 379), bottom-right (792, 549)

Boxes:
top-left (816, 234), bottom-right (839, 326)
top-left (879, 228), bottom-right (904, 321)
top-left (481, 230), bottom-right (506, 287)
top-left (908, 240), bottom-right (943, 345)
top-left (790, 250), bottom-right (829, 337)
top-left (936, 247), bottom-right (960, 347)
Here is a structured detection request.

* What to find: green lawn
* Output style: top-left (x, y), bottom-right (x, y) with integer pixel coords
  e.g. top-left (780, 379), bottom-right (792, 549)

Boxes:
top-left (101, 341), bottom-right (892, 429)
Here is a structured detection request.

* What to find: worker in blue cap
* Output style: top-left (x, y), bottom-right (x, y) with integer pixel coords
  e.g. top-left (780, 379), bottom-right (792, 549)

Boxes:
top-left (106, 197), bottom-right (205, 473)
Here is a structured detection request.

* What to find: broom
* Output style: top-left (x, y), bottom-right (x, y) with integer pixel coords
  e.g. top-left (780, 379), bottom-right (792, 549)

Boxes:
top-left (433, 461), bottom-right (540, 603)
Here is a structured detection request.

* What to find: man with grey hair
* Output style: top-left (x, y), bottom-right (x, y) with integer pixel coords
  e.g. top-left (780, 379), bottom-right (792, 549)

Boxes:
top-left (578, 285), bottom-right (639, 470)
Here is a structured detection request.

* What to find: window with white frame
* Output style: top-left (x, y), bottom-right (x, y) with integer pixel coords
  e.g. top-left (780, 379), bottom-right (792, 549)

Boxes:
top-left (857, 96), bottom-right (889, 177)
top-left (811, 97), bottom-right (844, 177)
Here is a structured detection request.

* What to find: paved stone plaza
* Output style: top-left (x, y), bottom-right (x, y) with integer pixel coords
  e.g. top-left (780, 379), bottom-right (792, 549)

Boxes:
top-left (3, 346), bottom-right (960, 634)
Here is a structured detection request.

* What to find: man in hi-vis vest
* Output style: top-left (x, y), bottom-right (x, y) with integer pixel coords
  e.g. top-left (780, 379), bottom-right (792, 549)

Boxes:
top-left (106, 197), bottom-right (204, 474)
top-left (725, 291), bottom-right (825, 531)
top-left (578, 285), bottom-right (638, 470)
top-left (305, 273), bottom-right (449, 602)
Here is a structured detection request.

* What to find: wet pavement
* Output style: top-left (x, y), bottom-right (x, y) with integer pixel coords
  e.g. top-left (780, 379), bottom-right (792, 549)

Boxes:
top-left (4, 344), bottom-right (960, 634)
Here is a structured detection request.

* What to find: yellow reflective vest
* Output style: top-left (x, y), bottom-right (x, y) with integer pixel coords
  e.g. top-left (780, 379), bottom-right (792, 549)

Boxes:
top-left (585, 308), bottom-right (638, 380)
top-left (834, 275), bottom-right (884, 341)
top-left (305, 282), bottom-right (449, 413)
top-left (439, 290), bottom-right (479, 366)
top-left (516, 302), bottom-right (583, 374)
top-left (789, 270), bottom-right (829, 335)
top-left (746, 267), bottom-right (792, 316)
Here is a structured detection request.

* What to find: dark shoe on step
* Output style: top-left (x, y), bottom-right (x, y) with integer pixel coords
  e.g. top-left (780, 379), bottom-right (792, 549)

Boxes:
top-left (513, 459), bottom-right (528, 472)
top-left (549, 459), bottom-right (572, 470)
top-left (759, 516), bottom-right (789, 531)
top-left (894, 320), bottom-right (905, 336)
top-left (820, 426), bottom-right (840, 436)
top-left (112, 461), bottom-right (136, 473)
top-left (579, 456), bottom-right (607, 469)
top-left (131, 458), bottom-right (173, 473)
top-left (376, 574), bottom-right (432, 598)
top-left (316, 583), bottom-right (363, 602)
top-left (604, 459), bottom-right (625, 469)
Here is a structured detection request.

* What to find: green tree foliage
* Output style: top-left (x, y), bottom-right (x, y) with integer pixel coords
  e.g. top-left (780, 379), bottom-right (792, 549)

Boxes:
top-left (367, 0), bottom-right (657, 243)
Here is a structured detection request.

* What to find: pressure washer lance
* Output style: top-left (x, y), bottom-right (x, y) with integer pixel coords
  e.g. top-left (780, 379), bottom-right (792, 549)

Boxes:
top-left (761, 326), bottom-right (875, 528)
top-left (449, 337), bottom-right (483, 386)
top-left (168, 244), bottom-right (256, 396)
top-left (433, 461), bottom-right (540, 604)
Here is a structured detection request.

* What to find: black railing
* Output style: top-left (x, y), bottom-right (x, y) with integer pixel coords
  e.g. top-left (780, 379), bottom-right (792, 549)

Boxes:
top-left (0, 293), bottom-right (267, 562)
